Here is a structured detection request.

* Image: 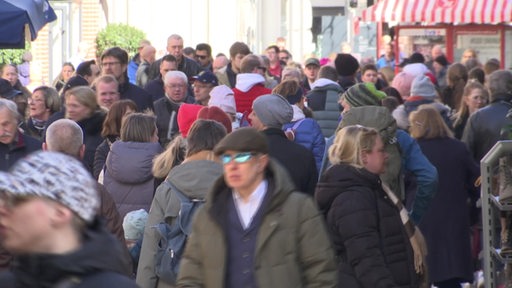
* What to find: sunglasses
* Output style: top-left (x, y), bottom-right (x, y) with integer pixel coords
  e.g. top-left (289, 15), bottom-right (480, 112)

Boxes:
top-left (220, 152), bottom-right (256, 164)
top-left (195, 55), bottom-right (208, 60)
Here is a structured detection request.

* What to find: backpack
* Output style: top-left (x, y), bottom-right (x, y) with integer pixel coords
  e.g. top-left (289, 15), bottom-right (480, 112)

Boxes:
top-left (153, 180), bottom-right (205, 284)
top-left (284, 118), bottom-right (306, 141)
top-left (338, 106), bottom-right (404, 199)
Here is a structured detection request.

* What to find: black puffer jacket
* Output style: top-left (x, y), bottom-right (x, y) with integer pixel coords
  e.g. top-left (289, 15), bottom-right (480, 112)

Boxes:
top-left (77, 110), bottom-right (106, 174)
top-left (315, 164), bottom-right (419, 288)
top-left (0, 219), bottom-right (138, 288)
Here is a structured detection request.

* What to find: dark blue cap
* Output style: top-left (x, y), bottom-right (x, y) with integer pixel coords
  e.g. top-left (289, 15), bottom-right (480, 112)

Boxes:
top-left (193, 71), bottom-right (218, 86)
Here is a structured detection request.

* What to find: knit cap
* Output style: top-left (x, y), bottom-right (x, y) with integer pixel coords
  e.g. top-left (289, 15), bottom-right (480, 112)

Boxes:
top-left (334, 53), bottom-right (360, 76)
top-left (177, 103), bottom-right (203, 138)
top-left (434, 55), bottom-right (449, 67)
top-left (208, 85), bottom-right (236, 115)
top-left (409, 52), bottom-right (425, 64)
top-left (252, 94), bottom-right (293, 128)
top-left (410, 74), bottom-right (437, 100)
top-left (0, 151), bottom-right (99, 223)
top-left (342, 82), bottom-right (386, 108)
top-left (123, 209), bottom-right (148, 241)
top-left (391, 72), bottom-right (416, 99)
top-left (197, 106), bottom-right (233, 133)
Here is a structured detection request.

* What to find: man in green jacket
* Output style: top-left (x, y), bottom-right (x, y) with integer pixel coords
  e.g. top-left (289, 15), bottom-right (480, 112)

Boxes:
top-left (177, 127), bottom-right (337, 288)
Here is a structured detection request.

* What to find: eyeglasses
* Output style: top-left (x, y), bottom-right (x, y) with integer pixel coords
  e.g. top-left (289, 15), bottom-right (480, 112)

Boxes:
top-left (101, 61), bottom-right (120, 67)
top-left (195, 55), bottom-right (208, 60)
top-left (220, 152), bottom-right (256, 164)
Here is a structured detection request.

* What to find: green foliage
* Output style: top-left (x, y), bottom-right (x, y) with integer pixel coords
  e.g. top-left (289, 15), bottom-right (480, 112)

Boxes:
top-left (0, 42), bottom-right (31, 64)
top-left (95, 23), bottom-right (146, 58)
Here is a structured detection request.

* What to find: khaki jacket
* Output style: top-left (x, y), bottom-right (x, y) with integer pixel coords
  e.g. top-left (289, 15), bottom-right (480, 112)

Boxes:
top-left (177, 160), bottom-right (337, 288)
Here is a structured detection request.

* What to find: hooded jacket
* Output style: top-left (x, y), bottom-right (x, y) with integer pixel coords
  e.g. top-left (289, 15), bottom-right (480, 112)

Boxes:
top-left (177, 160), bottom-right (337, 288)
top-left (103, 140), bottom-right (163, 218)
top-left (0, 219), bottom-right (138, 288)
top-left (232, 73), bottom-right (271, 115)
top-left (315, 164), bottom-right (419, 288)
top-left (282, 105), bottom-right (325, 174)
top-left (137, 159), bottom-right (224, 288)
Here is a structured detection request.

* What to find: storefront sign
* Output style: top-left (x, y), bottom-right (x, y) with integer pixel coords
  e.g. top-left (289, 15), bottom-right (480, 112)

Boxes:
top-left (399, 28), bottom-right (446, 37)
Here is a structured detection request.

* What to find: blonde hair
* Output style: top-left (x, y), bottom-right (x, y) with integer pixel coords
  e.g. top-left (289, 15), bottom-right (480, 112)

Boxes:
top-left (409, 105), bottom-right (453, 139)
top-left (328, 125), bottom-right (380, 167)
top-left (152, 136), bottom-right (186, 179)
top-left (453, 80), bottom-right (489, 128)
top-left (65, 86), bottom-right (99, 112)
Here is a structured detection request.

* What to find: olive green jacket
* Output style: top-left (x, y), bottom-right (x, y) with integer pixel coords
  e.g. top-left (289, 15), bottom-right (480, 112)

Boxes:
top-left (177, 160), bottom-right (337, 288)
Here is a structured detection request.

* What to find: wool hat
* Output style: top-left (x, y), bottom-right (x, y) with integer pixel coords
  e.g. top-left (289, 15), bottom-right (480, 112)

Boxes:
top-left (62, 76), bottom-right (89, 95)
top-left (334, 53), bottom-right (360, 76)
top-left (252, 94), bottom-right (293, 128)
top-left (197, 106), bottom-right (233, 133)
top-left (409, 52), bottom-right (425, 64)
top-left (0, 151), bottom-right (99, 223)
top-left (434, 55), bottom-right (449, 67)
top-left (342, 82), bottom-right (387, 108)
top-left (214, 127), bottom-right (269, 156)
top-left (305, 58), bottom-right (320, 67)
top-left (177, 103), bottom-right (203, 138)
top-left (391, 72), bottom-right (416, 98)
top-left (208, 85), bottom-right (236, 115)
top-left (193, 71), bottom-right (219, 86)
top-left (123, 209), bottom-right (148, 241)
top-left (410, 74), bottom-right (437, 100)
top-left (0, 79), bottom-right (21, 100)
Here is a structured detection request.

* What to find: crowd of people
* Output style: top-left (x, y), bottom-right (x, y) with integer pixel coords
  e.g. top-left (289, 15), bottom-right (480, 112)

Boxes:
top-left (0, 33), bottom-right (511, 288)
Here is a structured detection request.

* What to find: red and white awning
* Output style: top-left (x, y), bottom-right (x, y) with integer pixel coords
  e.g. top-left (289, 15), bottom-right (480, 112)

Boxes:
top-left (361, 0), bottom-right (512, 24)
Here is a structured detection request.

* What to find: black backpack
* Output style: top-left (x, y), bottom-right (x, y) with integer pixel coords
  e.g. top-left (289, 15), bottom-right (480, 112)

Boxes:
top-left (153, 181), bottom-right (205, 284)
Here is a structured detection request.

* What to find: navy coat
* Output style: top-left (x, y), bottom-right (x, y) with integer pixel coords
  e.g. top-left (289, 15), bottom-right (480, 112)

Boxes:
top-left (416, 137), bottom-right (479, 283)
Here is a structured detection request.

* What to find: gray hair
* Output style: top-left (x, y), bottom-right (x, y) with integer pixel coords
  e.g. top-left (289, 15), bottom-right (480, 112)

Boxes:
top-left (488, 70), bottom-right (512, 101)
top-left (164, 70), bottom-right (188, 85)
top-left (168, 34), bottom-right (183, 42)
top-left (46, 119), bottom-right (84, 158)
top-left (0, 98), bottom-right (20, 123)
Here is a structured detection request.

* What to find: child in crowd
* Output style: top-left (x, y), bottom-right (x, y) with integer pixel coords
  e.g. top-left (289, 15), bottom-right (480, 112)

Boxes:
top-left (123, 209), bottom-right (149, 276)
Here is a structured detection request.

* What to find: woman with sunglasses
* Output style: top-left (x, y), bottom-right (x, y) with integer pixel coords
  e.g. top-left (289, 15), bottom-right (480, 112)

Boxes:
top-left (137, 120), bottom-right (227, 288)
top-left (315, 125), bottom-right (427, 288)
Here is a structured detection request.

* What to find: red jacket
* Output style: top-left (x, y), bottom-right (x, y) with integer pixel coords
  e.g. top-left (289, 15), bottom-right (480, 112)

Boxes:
top-left (233, 84), bottom-right (271, 115)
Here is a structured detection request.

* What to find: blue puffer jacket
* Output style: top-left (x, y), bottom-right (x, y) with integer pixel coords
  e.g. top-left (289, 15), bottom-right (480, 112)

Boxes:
top-left (283, 106), bottom-right (325, 175)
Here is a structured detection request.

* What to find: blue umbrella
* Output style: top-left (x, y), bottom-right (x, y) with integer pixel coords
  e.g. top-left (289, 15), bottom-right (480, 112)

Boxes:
top-left (0, 0), bottom-right (57, 48)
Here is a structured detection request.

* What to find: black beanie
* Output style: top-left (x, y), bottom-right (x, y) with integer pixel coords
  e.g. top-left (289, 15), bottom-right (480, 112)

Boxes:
top-left (334, 53), bottom-right (359, 77)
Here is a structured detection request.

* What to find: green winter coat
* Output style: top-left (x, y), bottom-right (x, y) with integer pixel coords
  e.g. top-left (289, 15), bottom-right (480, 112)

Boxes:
top-left (177, 160), bottom-right (337, 288)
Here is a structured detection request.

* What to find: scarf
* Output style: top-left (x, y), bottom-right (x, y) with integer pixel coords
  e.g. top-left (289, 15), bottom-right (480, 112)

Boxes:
top-left (381, 182), bottom-right (429, 287)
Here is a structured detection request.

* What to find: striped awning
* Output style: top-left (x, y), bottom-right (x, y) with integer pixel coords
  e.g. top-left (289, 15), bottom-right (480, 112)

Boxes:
top-left (361, 0), bottom-right (512, 24)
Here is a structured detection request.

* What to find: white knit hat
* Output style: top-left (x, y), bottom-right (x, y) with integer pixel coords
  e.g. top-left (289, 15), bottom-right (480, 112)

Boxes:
top-left (0, 151), bottom-right (99, 223)
top-left (123, 209), bottom-right (148, 240)
top-left (208, 85), bottom-right (236, 115)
